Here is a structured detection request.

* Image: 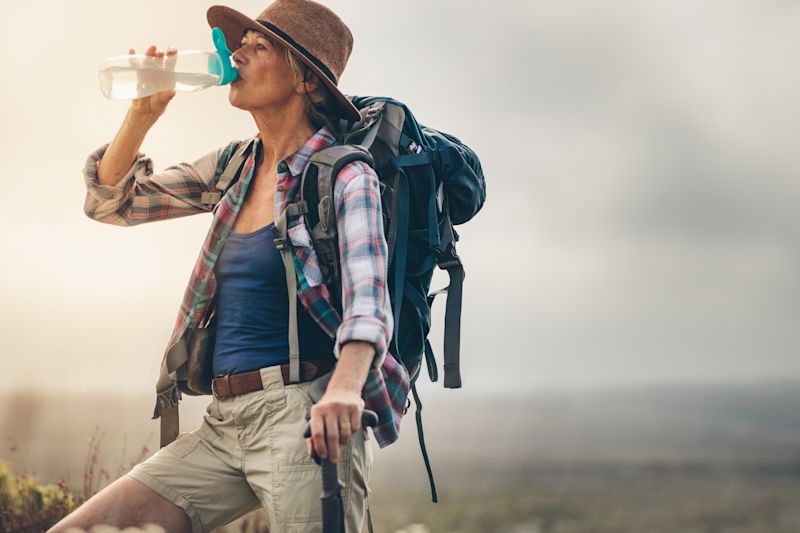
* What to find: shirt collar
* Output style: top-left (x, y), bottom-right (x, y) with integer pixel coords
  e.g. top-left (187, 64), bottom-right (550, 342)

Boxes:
top-left (253, 125), bottom-right (337, 178)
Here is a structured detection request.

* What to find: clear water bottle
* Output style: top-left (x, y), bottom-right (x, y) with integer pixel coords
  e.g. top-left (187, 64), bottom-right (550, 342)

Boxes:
top-left (98, 28), bottom-right (238, 100)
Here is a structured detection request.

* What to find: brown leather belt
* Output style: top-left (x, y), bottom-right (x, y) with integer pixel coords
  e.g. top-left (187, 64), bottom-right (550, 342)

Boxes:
top-left (212, 359), bottom-right (335, 400)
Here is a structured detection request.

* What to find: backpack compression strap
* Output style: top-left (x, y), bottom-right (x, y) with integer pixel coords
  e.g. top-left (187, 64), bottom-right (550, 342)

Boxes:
top-left (434, 218), bottom-right (464, 389)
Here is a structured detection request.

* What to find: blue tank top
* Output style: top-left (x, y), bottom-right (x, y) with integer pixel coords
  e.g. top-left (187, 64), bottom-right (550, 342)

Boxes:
top-left (212, 221), bottom-right (335, 376)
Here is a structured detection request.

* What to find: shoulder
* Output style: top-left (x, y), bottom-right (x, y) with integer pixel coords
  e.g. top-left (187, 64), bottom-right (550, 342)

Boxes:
top-left (332, 159), bottom-right (380, 212)
top-left (328, 142), bottom-right (378, 193)
top-left (207, 136), bottom-right (253, 177)
top-left (336, 159), bottom-right (376, 186)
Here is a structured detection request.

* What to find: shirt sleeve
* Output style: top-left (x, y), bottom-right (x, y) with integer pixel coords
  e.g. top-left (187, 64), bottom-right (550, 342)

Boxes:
top-left (332, 160), bottom-right (393, 369)
top-left (82, 142), bottom-right (233, 226)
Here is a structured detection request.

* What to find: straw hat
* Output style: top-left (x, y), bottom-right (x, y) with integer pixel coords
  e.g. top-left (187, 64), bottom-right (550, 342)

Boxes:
top-left (207, 0), bottom-right (361, 122)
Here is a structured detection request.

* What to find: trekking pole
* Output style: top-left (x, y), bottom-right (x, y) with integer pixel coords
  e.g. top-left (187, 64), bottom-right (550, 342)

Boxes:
top-left (304, 409), bottom-right (379, 533)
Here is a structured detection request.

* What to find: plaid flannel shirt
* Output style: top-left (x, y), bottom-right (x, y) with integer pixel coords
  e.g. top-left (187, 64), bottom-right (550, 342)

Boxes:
top-left (83, 125), bottom-right (410, 447)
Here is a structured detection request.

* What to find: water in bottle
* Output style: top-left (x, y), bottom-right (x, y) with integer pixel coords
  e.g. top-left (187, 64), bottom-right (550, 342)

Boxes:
top-left (98, 28), bottom-right (239, 100)
top-left (99, 51), bottom-right (223, 99)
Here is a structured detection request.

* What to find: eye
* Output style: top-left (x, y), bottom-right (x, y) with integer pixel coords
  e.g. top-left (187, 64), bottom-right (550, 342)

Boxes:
top-left (256, 44), bottom-right (267, 50)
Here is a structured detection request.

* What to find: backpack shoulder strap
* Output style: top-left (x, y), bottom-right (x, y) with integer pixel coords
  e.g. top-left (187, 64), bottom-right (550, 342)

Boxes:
top-left (300, 144), bottom-right (375, 290)
top-left (199, 139), bottom-right (254, 206)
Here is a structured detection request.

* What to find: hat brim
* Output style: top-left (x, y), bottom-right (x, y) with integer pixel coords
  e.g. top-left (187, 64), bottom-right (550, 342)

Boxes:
top-left (207, 5), bottom-right (361, 123)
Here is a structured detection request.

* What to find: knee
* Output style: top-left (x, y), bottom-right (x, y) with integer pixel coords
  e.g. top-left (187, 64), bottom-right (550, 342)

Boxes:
top-left (46, 476), bottom-right (185, 533)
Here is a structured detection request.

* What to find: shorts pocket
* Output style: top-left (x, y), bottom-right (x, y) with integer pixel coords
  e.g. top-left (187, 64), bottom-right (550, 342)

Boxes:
top-left (166, 432), bottom-right (202, 459)
top-left (273, 463), bottom-right (323, 524)
top-left (286, 384), bottom-right (315, 409)
top-left (205, 395), bottom-right (223, 421)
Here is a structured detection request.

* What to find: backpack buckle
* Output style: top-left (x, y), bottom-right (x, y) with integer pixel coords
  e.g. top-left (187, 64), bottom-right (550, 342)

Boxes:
top-left (271, 225), bottom-right (289, 250)
top-left (286, 201), bottom-right (309, 218)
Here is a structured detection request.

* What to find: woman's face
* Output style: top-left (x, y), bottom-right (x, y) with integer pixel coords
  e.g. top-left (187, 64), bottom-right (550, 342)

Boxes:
top-left (228, 30), bottom-right (300, 113)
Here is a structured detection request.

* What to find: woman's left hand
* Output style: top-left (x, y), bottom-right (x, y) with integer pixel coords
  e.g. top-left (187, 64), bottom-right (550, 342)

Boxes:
top-left (306, 386), bottom-right (365, 464)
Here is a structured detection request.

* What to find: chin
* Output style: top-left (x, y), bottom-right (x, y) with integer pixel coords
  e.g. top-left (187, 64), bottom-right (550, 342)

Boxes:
top-left (228, 88), bottom-right (249, 111)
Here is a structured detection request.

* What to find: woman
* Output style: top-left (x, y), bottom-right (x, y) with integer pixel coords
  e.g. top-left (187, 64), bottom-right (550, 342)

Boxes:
top-left (51, 1), bottom-right (406, 532)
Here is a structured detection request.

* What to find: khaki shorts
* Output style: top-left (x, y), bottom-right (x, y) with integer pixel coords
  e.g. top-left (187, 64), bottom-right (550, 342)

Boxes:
top-left (128, 366), bottom-right (373, 533)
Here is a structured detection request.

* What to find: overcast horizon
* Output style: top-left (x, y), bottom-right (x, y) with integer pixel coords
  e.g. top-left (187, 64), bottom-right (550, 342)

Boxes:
top-left (2, 0), bottom-right (799, 396)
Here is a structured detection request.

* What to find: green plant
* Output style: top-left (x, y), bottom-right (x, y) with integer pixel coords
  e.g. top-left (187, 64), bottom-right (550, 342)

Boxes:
top-left (0, 460), bottom-right (77, 532)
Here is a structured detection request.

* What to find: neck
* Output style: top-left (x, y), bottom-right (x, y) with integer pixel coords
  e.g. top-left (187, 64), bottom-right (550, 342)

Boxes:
top-left (251, 99), bottom-right (316, 172)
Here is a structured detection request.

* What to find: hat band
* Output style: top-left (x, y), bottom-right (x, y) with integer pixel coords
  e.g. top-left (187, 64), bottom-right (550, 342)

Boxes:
top-left (256, 19), bottom-right (338, 86)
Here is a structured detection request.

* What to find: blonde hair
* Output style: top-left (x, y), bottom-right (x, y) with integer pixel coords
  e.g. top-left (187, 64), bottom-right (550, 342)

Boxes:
top-left (284, 48), bottom-right (344, 136)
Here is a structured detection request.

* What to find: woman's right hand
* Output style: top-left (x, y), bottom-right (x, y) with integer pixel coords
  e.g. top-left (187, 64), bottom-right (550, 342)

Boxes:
top-left (128, 45), bottom-right (178, 123)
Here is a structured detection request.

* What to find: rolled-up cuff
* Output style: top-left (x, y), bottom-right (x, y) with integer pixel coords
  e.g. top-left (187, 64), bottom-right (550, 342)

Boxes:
top-left (334, 315), bottom-right (389, 369)
top-left (83, 143), bottom-right (153, 201)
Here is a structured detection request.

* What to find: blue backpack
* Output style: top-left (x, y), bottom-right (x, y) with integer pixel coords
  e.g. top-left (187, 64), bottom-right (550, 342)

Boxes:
top-left (294, 96), bottom-right (486, 501)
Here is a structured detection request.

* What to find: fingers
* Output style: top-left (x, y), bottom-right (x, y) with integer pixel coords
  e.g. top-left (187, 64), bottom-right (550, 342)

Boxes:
top-left (309, 409), bottom-right (328, 462)
top-left (129, 45), bottom-right (174, 56)
top-left (339, 416), bottom-right (353, 444)
top-left (350, 409), bottom-right (362, 434)
top-left (165, 46), bottom-right (178, 68)
top-left (325, 413), bottom-right (341, 464)
top-left (309, 406), bottom-right (339, 463)
top-left (307, 401), bottom-right (364, 464)
top-left (136, 45), bottom-right (176, 58)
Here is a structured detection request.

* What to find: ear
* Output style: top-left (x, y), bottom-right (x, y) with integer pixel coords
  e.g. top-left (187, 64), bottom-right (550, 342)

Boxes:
top-left (296, 69), bottom-right (321, 95)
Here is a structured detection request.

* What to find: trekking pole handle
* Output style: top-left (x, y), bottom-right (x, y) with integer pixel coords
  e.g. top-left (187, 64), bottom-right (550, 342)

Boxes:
top-left (362, 409), bottom-right (379, 429)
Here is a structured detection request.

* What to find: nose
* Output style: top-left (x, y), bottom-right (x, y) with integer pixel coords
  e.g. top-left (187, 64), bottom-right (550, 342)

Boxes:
top-left (231, 45), bottom-right (249, 66)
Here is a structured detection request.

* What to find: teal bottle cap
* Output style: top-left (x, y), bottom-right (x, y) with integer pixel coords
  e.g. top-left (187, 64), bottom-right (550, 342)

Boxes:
top-left (209, 26), bottom-right (239, 85)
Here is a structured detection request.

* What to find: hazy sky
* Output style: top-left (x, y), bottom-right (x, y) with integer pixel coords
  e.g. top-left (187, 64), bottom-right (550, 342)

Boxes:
top-left (1, 0), bottom-right (799, 395)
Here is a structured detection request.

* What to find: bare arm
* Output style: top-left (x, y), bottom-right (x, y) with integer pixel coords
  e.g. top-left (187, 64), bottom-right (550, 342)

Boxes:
top-left (328, 341), bottom-right (374, 393)
top-left (97, 45), bottom-right (177, 186)
top-left (97, 110), bottom-right (159, 186)
top-left (306, 341), bottom-right (374, 464)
